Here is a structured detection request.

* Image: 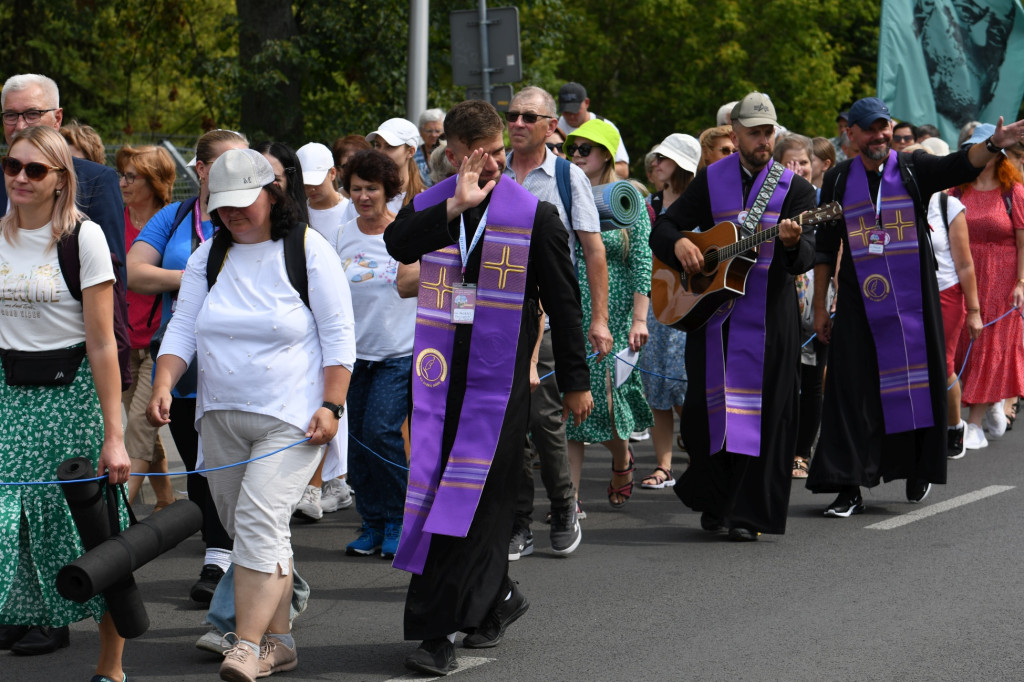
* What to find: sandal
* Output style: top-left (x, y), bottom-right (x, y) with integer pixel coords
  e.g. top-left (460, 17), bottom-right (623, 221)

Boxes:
top-left (608, 448), bottom-right (635, 508)
top-left (792, 457), bottom-right (809, 479)
top-left (641, 466), bottom-right (676, 489)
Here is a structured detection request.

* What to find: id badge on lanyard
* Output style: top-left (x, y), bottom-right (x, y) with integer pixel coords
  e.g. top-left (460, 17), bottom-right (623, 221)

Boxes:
top-left (454, 207), bottom-right (488, 324)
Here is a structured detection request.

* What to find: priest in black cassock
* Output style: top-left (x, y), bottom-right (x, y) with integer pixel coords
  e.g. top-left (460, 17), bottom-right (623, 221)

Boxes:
top-left (649, 92), bottom-right (816, 541)
top-left (384, 99), bottom-right (592, 676)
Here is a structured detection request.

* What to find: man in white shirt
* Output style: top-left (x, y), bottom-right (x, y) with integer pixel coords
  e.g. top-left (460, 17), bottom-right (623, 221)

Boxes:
top-left (556, 82), bottom-right (629, 178)
top-left (504, 85), bottom-right (611, 560)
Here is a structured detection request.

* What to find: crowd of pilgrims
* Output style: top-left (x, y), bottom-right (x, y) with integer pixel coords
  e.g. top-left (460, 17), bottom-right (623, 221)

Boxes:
top-left (2, 70), bottom-right (1024, 681)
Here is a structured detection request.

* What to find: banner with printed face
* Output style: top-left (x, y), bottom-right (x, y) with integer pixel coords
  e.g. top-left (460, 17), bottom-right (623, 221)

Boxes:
top-left (878, 0), bottom-right (1024, 146)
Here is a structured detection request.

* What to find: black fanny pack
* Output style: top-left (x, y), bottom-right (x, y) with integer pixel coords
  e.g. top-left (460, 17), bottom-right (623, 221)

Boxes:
top-left (1, 344), bottom-right (87, 387)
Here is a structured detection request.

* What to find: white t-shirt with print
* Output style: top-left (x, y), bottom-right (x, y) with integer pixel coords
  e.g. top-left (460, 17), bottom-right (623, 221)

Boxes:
top-left (0, 220), bottom-right (114, 350)
top-left (333, 217), bottom-right (416, 361)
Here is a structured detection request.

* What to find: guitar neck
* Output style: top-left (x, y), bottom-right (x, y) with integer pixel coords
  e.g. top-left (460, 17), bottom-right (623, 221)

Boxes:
top-left (713, 201), bottom-right (841, 263)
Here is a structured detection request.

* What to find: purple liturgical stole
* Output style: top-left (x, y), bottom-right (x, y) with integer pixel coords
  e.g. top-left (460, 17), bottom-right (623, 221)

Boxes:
top-left (843, 152), bottom-right (933, 433)
top-left (393, 175), bottom-right (538, 574)
top-left (704, 155), bottom-right (793, 457)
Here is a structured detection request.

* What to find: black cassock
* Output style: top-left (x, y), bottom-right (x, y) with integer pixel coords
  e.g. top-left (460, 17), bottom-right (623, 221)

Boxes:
top-left (807, 150), bottom-right (981, 493)
top-left (650, 164), bottom-right (817, 534)
top-left (385, 190), bottom-right (589, 639)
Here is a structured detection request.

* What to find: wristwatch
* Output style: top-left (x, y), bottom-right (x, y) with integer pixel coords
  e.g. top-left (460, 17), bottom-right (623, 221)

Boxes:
top-left (985, 137), bottom-right (1001, 154)
top-left (322, 401), bottom-right (345, 419)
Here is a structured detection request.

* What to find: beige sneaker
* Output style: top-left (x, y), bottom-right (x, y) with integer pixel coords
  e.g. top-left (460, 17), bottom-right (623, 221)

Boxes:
top-left (220, 641), bottom-right (260, 682)
top-left (257, 635), bottom-right (298, 678)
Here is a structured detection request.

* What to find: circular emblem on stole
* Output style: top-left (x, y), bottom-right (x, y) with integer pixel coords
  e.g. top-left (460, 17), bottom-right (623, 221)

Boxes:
top-left (416, 348), bottom-right (448, 388)
top-left (862, 274), bottom-right (891, 302)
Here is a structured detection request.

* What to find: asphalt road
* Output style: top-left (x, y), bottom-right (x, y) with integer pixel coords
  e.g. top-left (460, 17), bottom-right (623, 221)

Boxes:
top-left (8, 417), bottom-right (1024, 682)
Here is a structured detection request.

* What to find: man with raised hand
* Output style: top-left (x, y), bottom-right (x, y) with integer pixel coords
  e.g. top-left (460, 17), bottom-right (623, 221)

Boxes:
top-left (384, 99), bottom-right (592, 676)
top-left (808, 97), bottom-right (1024, 516)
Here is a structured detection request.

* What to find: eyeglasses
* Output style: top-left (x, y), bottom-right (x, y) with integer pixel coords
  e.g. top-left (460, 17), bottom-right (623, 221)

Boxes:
top-left (893, 134), bottom-right (914, 143)
top-left (1, 156), bottom-right (64, 180)
top-left (505, 111), bottom-right (554, 125)
top-left (566, 143), bottom-right (594, 158)
top-left (1, 109), bottom-right (57, 125)
top-left (118, 171), bottom-right (139, 185)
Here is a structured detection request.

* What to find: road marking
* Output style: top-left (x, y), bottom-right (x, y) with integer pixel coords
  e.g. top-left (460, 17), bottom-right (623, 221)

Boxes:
top-left (865, 485), bottom-right (1015, 530)
top-left (385, 655), bottom-right (496, 681)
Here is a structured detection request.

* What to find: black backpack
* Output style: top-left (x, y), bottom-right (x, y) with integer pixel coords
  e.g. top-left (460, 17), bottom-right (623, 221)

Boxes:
top-left (57, 221), bottom-right (133, 391)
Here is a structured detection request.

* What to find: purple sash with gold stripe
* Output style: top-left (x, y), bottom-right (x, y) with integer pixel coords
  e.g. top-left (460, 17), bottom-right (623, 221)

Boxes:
top-left (844, 153), bottom-right (932, 433)
top-left (394, 175), bottom-right (537, 574)
top-left (704, 156), bottom-right (793, 456)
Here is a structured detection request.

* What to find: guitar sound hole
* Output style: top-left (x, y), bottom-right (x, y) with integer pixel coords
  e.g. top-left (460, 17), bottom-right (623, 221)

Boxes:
top-left (701, 247), bottom-right (720, 275)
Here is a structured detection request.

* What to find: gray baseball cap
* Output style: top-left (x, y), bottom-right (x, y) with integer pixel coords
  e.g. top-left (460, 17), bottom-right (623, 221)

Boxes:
top-left (731, 92), bottom-right (777, 127)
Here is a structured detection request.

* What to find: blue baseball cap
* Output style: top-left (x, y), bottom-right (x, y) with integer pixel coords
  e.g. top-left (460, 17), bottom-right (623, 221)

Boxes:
top-left (847, 97), bottom-right (892, 129)
top-left (962, 122), bottom-right (996, 149)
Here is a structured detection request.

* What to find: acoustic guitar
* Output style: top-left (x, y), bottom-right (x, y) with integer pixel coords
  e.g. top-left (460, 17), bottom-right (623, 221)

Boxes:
top-left (650, 201), bottom-right (842, 332)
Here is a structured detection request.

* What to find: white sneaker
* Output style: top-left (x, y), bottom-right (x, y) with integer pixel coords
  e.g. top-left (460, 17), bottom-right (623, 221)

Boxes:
top-left (983, 401), bottom-right (1007, 438)
top-left (195, 628), bottom-right (230, 655)
top-left (294, 485), bottom-right (323, 521)
top-left (964, 423), bottom-right (989, 450)
top-left (321, 478), bottom-right (353, 513)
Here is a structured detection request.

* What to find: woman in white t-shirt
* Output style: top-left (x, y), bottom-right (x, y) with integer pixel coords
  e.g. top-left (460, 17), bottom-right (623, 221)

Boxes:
top-left (148, 149), bottom-right (355, 680)
top-left (0, 126), bottom-right (130, 678)
top-left (334, 149), bottom-right (418, 559)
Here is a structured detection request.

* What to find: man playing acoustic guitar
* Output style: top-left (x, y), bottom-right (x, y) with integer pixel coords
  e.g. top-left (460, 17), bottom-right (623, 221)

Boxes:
top-left (649, 92), bottom-right (817, 541)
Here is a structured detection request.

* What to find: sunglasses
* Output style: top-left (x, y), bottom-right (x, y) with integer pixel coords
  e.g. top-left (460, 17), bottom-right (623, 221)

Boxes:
top-left (566, 143), bottom-right (594, 158)
top-left (545, 142), bottom-right (564, 153)
top-left (893, 134), bottom-right (914, 143)
top-left (1, 156), bottom-right (64, 181)
top-left (505, 111), bottom-right (554, 125)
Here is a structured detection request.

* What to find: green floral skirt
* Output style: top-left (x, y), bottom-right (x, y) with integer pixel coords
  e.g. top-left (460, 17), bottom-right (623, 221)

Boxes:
top-left (0, 358), bottom-right (122, 626)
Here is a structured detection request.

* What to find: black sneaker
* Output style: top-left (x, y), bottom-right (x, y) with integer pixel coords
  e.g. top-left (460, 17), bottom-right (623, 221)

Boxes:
top-left (405, 637), bottom-right (457, 676)
top-left (549, 504), bottom-right (582, 555)
top-left (508, 525), bottom-right (533, 561)
top-left (462, 580), bottom-right (530, 649)
top-left (824, 488), bottom-right (865, 518)
top-left (727, 526), bottom-right (760, 542)
top-left (700, 512), bottom-right (725, 532)
top-left (948, 424), bottom-right (966, 459)
top-left (190, 563), bottom-right (225, 604)
top-left (906, 479), bottom-right (932, 503)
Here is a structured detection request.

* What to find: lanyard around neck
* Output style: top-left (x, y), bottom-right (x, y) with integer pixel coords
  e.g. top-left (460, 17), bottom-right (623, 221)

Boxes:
top-left (458, 206), bottom-right (488, 278)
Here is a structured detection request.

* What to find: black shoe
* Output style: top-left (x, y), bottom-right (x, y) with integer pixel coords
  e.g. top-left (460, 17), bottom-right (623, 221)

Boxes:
top-left (700, 512), bottom-right (724, 532)
top-left (727, 526), bottom-right (760, 541)
top-left (10, 626), bottom-right (69, 655)
top-left (824, 488), bottom-right (865, 518)
top-left (947, 424), bottom-right (966, 459)
top-left (189, 563), bottom-right (224, 604)
top-left (906, 479), bottom-right (932, 503)
top-left (0, 624), bottom-right (29, 650)
top-left (405, 637), bottom-right (457, 676)
top-left (462, 581), bottom-right (530, 649)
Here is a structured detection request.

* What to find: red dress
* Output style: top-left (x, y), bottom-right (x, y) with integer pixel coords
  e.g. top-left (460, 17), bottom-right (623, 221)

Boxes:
top-left (954, 183), bottom-right (1024, 403)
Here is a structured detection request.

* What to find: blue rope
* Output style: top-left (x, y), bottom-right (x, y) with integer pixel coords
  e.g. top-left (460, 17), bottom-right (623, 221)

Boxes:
top-left (349, 433), bottom-right (410, 472)
top-left (0, 437), bottom-right (312, 487)
top-left (947, 306), bottom-right (1020, 391)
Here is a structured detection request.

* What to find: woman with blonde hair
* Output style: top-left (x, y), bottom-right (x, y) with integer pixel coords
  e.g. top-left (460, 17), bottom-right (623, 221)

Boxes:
top-left (60, 121), bottom-right (106, 165)
top-left (0, 125), bottom-right (130, 679)
top-left (563, 118), bottom-right (654, 507)
top-left (366, 118), bottom-right (425, 207)
top-left (116, 145), bottom-right (176, 510)
top-left (697, 124), bottom-right (736, 169)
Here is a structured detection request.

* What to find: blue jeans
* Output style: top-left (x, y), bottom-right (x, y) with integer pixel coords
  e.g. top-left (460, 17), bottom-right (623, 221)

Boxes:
top-left (347, 356), bottom-right (412, 528)
top-left (207, 564), bottom-right (310, 634)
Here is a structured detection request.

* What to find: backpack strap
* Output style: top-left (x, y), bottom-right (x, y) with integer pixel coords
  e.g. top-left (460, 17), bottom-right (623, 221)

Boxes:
top-left (282, 224), bottom-right (310, 310)
top-left (897, 151), bottom-right (925, 210)
top-left (171, 197), bottom-right (201, 250)
top-left (1005, 191), bottom-right (1013, 218)
top-left (56, 221), bottom-right (85, 301)
top-left (554, 157), bottom-right (574, 230)
top-left (205, 228), bottom-right (233, 292)
top-left (939, 192), bottom-right (950, 231)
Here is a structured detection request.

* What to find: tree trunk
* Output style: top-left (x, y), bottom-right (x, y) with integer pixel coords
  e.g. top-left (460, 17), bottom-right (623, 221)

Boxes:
top-left (235, 0), bottom-right (303, 143)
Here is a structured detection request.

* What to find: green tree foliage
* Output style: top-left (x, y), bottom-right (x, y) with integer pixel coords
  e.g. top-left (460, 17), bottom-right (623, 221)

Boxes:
top-left (0, 0), bottom-right (882, 157)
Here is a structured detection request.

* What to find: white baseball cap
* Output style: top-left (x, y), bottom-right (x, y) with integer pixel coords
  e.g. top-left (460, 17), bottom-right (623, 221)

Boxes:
top-left (207, 149), bottom-right (275, 213)
top-left (653, 133), bottom-right (701, 174)
top-left (296, 142), bottom-right (334, 186)
top-left (366, 118), bottom-right (422, 148)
